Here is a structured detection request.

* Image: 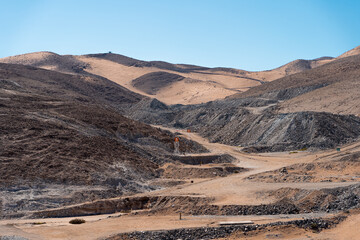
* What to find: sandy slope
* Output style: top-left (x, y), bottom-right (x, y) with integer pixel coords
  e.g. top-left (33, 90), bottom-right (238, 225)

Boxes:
top-left (337, 45), bottom-right (360, 59)
top-left (75, 55), bottom-right (257, 104)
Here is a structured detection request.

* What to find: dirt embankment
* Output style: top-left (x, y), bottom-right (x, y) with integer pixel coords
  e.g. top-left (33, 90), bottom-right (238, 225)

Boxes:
top-left (161, 163), bottom-right (246, 179)
top-left (247, 151), bottom-right (360, 183)
top-left (263, 183), bottom-right (360, 213)
top-left (26, 182), bottom-right (360, 220)
top-left (29, 196), bottom-right (211, 218)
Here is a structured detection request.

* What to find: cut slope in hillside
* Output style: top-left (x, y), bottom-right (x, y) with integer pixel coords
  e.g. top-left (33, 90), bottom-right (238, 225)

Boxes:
top-left (132, 71), bottom-right (185, 95)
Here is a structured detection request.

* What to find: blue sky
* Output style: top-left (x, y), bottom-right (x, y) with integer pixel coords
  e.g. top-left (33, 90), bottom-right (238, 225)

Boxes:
top-left (1, 0), bottom-right (359, 71)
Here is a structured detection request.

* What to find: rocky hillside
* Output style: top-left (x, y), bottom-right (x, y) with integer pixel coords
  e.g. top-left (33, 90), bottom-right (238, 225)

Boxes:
top-left (0, 63), bottom-right (206, 217)
top-left (0, 62), bottom-right (144, 108)
top-left (126, 98), bottom-right (360, 152)
top-left (229, 54), bottom-right (360, 100)
top-left (228, 52), bottom-right (360, 116)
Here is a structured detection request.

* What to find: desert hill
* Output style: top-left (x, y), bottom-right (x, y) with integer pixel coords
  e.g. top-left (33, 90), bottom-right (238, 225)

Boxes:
top-left (0, 51), bottom-right (88, 74)
top-left (337, 45), bottom-right (360, 59)
top-left (0, 62), bottom-right (144, 107)
top-left (0, 63), bottom-right (205, 217)
top-left (229, 48), bottom-right (360, 116)
top-left (0, 47), bottom-right (349, 105)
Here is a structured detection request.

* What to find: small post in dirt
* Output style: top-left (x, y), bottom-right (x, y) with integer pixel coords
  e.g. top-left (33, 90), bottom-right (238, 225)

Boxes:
top-left (174, 137), bottom-right (180, 155)
top-left (179, 212), bottom-right (182, 220)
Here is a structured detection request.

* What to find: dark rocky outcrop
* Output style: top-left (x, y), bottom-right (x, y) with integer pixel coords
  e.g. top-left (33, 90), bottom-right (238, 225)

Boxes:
top-left (108, 216), bottom-right (346, 240)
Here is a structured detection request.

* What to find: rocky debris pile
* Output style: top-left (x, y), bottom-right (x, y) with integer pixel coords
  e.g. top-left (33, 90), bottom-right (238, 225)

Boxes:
top-left (108, 216), bottom-right (346, 240)
top-left (187, 198), bottom-right (299, 216)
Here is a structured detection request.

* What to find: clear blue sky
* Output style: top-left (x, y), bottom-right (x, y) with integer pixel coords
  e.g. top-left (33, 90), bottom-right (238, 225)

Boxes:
top-left (1, 0), bottom-right (359, 71)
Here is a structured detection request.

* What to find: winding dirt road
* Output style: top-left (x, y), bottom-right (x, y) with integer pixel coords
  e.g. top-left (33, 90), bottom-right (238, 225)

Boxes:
top-left (148, 126), bottom-right (360, 205)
